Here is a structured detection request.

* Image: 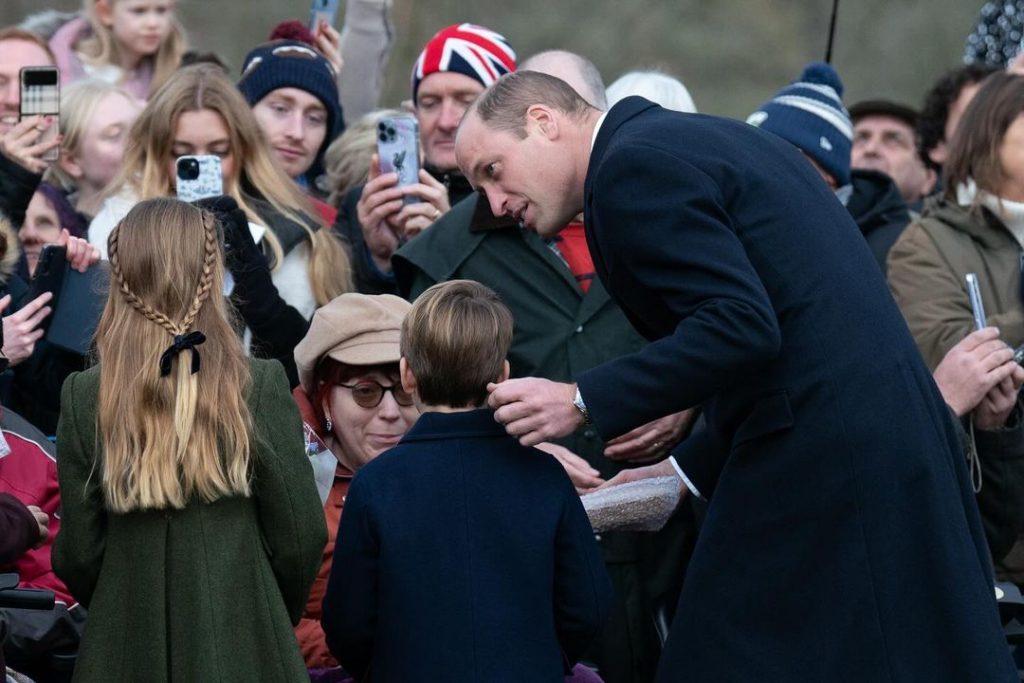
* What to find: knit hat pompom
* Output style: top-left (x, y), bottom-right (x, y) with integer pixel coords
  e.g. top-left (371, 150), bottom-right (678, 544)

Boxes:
top-left (799, 61), bottom-right (845, 98)
top-left (410, 23), bottom-right (516, 102)
top-left (268, 20), bottom-right (316, 46)
top-left (746, 61), bottom-right (852, 186)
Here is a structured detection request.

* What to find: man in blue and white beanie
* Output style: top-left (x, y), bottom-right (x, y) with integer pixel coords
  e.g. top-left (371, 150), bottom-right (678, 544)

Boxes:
top-left (747, 61), bottom-right (853, 189)
top-left (748, 62), bottom-right (911, 274)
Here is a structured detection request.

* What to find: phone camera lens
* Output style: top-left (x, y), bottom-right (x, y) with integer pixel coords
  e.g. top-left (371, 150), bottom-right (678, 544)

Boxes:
top-left (378, 132), bottom-right (388, 142)
top-left (177, 158), bottom-right (200, 181)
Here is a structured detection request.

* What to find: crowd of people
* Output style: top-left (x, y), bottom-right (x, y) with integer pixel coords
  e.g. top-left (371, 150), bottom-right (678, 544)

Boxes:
top-left (2, 0), bottom-right (1024, 681)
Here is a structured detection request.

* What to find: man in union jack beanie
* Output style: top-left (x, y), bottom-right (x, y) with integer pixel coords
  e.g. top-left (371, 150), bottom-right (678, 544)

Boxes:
top-left (334, 23), bottom-right (516, 295)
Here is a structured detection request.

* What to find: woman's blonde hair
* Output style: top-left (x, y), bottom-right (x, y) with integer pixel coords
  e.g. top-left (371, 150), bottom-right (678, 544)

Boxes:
top-left (77, 0), bottom-right (187, 98)
top-left (111, 64), bottom-right (351, 306)
top-left (324, 108), bottom-right (403, 206)
top-left (97, 198), bottom-right (252, 512)
top-left (47, 79), bottom-right (137, 190)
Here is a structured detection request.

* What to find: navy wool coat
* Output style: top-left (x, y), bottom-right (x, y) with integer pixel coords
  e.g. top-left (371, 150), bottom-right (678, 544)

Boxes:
top-left (576, 97), bottom-right (1016, 682)
top-left (321, 409), bottom-right (612, 683)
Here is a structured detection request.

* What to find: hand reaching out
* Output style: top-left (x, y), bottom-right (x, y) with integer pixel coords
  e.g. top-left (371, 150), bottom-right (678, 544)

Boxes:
top-left (603, 409), bottom-right (698, 463)
top-left (535, 441), bottom-right (604, 494)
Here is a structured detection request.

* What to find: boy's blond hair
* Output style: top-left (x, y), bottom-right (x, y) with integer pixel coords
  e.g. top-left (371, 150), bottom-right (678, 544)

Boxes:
top-left (401, 280), bottom-right (513, 408)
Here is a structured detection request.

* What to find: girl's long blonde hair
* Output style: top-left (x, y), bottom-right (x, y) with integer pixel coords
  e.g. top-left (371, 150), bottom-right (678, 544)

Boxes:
top-left (110, 63), bottom-right (351, 306)
top-left (76, 0), bottom-right (187, 98)
top-left (97, 198), bottom-right (252, 512)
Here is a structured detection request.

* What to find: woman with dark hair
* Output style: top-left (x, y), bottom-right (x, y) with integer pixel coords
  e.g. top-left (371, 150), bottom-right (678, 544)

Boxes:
top-left (889, 71), bottom-right (1024, 370)
top-left (291, 292), bottom-right (418, 680)
top-left (888, 70), bottom-right (1024, 578)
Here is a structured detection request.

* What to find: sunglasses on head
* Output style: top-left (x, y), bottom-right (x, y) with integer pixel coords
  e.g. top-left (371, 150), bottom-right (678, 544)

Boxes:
top-left (339, 380), bottom-right (414, 409)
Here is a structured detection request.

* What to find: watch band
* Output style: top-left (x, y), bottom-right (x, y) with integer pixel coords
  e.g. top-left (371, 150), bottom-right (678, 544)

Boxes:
top-left (572, 386), bottom-right (592, 424)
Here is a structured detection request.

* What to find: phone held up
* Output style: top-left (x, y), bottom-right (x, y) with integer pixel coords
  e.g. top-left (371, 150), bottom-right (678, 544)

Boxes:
top-left (19, 66), bottom-right (60, 162)
top-left (377, 115), bottom-right (420, 206)
top-left (309, 0), bottom-right (340, 31)
top-left (965, 272), bottom-right (1024, 365)
top-left (175, 155), bottom-right (224, 203)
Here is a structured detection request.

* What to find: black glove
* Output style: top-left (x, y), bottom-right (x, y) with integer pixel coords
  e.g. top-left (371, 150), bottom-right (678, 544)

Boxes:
top-left (193, 196), bottom-right (309, 385)
top-left (193, 195), bottom-right (265, 275)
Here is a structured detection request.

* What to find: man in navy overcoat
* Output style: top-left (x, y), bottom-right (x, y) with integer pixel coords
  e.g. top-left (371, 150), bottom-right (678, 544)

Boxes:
top-left (455, 71), bottom-right (1017, 682)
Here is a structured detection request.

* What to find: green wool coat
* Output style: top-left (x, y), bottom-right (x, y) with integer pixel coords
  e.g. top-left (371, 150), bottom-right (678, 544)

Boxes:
top-left (52, 359), bottom-right (327, 682)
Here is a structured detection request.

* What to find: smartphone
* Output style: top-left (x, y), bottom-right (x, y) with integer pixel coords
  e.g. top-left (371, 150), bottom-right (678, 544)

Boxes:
top-left (47, 261), bottom-right (110, 357)
top-left (965, 273), bottom-right (987, 331)
top-left (19, 66), bottom-right (60, 162)
top-left (175, 155), bottom-right (223, 202)
top-left (22, 245), bottom-right (67, 333)
top-left (376, 115), bottom-right (420, 206)
top-left (308, 0), bottom-right (341, 30)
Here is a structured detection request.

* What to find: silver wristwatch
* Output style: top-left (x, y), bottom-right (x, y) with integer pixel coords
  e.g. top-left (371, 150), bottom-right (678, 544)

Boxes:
top-left (572, 386), bottom-right (592, 424)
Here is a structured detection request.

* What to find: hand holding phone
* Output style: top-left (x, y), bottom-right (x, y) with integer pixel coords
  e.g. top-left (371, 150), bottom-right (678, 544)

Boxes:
top-left (965, 273), bottom-right (987, 331)
top-left (308, 0), bottom-right (341, 31)
top-left (376, 115), bottom-right (420, 207)
top-left (175, 155), bottom-right (224, 202)
top-left (19, 66), bottom-right (60, 163)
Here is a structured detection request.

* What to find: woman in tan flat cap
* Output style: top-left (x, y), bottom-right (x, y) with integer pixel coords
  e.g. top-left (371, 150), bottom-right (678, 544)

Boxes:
top-left (292, 292), bottom-right (419, 679)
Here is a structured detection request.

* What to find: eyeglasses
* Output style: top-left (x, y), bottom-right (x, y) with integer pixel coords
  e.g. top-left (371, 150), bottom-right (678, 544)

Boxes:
top-left (339, 381), bottom-right (414, 409)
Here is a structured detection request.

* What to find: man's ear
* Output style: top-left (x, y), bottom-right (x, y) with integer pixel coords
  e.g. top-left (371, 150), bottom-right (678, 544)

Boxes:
top-left (94, 0), bottom-right (115, 27)
top-left (526, 105), bottom-right (558, 139)
top-left (400, 357), bottom-right (417, 394)
top-left (922, 167), bottom-right (938, 197)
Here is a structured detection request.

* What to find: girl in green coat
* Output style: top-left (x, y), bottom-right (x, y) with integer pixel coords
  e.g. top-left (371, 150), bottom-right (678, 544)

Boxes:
top-left (53, 198), bottom-right (326, 682)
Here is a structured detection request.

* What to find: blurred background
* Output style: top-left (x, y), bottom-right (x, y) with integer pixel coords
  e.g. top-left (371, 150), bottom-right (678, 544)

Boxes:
top-left (1, 0), bottom-right (979, 117)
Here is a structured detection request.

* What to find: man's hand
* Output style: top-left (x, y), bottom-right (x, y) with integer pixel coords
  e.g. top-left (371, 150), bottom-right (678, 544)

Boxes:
top-left (391, 169), bottom-right (451, 239)
top-left (597, 457), bottom-right (688, 498)
top-left (1, 292), bottom-right (53, 366)
top-left (58, 229), bottom-right (101, 273)
top-left (0, 116), bottom-right (60, 174)
top-left (26, 505), bottom-right (49, 548)
top-left (933, 327), bottom-right (1018, 416)
top-left (535, 441), bottom-right (604, 494)
top-left (604, 408), bottom-right (697, 463)
top-left (488, 378), bottom-right (582, 447)
top-left (974, 367), bottom-right (1024, 430)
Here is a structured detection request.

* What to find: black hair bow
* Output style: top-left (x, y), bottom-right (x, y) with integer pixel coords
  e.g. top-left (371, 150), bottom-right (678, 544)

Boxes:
top-left (159, 331), bottom-right (207, 377)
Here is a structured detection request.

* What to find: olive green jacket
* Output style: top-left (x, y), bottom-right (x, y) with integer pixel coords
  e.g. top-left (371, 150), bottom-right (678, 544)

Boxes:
top-left (53, 359), bottom-right (326, 682)
top-left (887, 195), bottom-right (1024, 370)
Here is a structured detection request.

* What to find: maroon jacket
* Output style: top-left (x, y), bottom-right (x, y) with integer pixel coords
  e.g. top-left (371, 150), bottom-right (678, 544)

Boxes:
top-left (0, 419), bottom-right (74, 606)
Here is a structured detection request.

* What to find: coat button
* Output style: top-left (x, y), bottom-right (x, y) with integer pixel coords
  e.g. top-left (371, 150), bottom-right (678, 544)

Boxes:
top-left (575, 325), bottom-right (584, 333)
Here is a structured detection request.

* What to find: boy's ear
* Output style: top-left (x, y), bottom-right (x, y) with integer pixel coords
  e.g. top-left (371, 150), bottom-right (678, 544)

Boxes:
top-left (497, 359), bottom-right (510, 384)
top-left (94, 0), bottom-right (115, 28)
top-left (400, 357), bottom-right (417, 395)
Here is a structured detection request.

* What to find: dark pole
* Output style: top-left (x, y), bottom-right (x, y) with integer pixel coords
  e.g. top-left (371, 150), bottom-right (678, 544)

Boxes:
top-left (825, 0), bottom-right (840, 63)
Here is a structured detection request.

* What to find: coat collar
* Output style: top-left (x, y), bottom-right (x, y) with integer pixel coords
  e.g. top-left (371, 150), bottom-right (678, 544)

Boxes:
top-left (585, 96), bottom-right (660, 198)
top-left (400, 408), bottom-right (509, 442)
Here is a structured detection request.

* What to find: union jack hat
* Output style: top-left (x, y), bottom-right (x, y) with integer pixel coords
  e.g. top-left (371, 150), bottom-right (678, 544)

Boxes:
top-left (411, 23), bottom-right (517, 101)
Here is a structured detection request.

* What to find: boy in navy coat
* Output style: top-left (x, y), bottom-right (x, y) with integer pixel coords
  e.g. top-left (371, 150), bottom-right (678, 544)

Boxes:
top-left (321, 280), bottom-right (612, 682)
